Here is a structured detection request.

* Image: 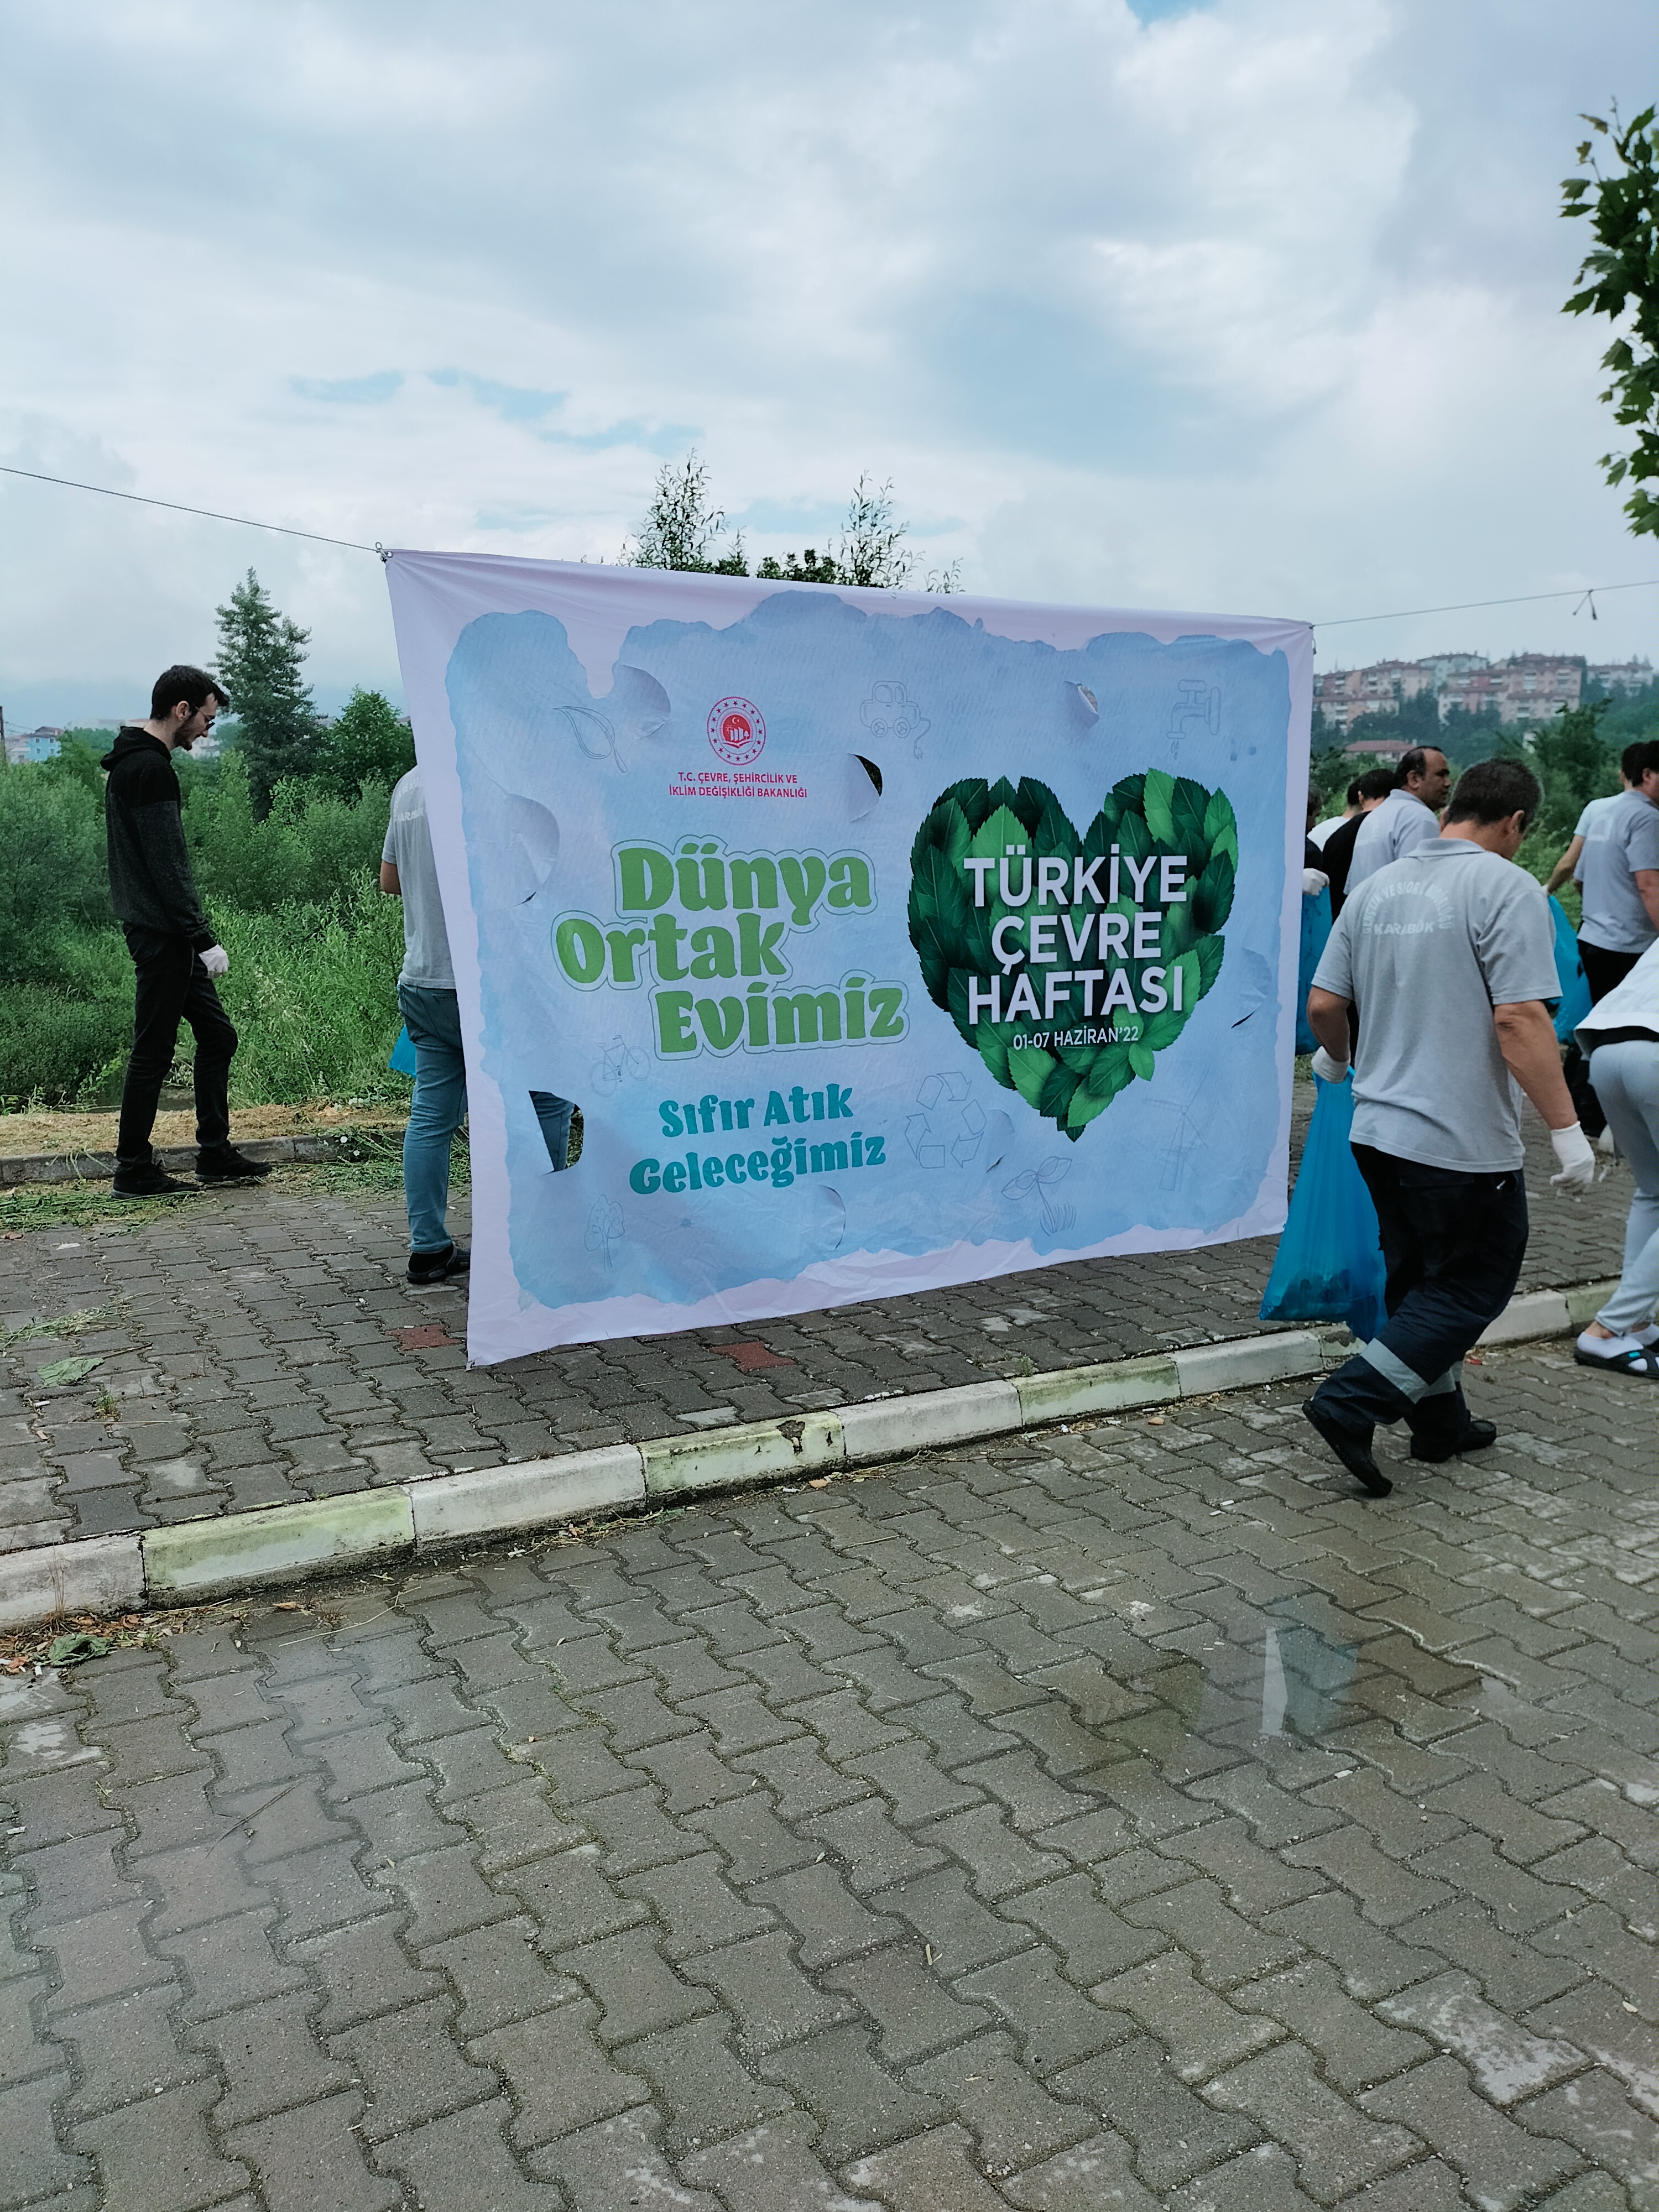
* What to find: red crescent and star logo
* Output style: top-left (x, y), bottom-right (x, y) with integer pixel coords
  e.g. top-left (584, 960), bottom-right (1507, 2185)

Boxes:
top-left (707, 695), bottom-right (766, 765)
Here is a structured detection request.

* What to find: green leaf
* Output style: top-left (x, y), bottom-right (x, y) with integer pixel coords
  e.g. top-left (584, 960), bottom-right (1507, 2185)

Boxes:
top-left (1008, 1046), bottom-right (1055, 1108)
top-left (38, 1356), bottom-right (103, 1389)
top-left (1141, 767), bottom-right (1177, 846)
top-left (909, 769), bottom-right (1240, 1142)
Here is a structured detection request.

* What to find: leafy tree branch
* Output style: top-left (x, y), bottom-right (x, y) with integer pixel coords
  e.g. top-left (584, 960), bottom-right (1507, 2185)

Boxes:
top-left (1563, 105), bottom-right (1659, 538)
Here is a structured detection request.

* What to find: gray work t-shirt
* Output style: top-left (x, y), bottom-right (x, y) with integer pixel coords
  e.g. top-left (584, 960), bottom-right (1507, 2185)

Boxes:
top-left (1313, 838), bottom-right (1559, 1171)
top-left (382, 768), bottom-right (455, 990)
top-left (1344, 787), bottom-right (1439, 894)
top-left (1576, 789), bottom-right (1659, 955)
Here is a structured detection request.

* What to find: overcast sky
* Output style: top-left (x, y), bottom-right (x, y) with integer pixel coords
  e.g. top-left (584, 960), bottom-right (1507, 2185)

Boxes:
top-left (1, 0), bottom-right (1652, 726)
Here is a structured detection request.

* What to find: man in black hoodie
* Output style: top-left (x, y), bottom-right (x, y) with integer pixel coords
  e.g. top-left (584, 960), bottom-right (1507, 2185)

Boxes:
top-left (103, 665), bottom-right (270, 1196)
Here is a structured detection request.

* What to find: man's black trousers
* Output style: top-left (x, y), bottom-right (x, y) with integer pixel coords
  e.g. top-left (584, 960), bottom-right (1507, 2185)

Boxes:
top-left (116, 927), bottom-right (237, 1167)
top-left (1311, 1144), bottom-right (1529, 1445)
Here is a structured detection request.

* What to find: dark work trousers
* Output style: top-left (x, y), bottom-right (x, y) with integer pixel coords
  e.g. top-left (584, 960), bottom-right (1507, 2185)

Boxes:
top-left (1578, 938), bottom-right (1642, 1004)
top-left (1310, 1143), bottom-right (1529, 1446)
top-left (1569, 942), bottom-right (1642, 1135)
top-left (116, 927), bottom-right (237, 1167)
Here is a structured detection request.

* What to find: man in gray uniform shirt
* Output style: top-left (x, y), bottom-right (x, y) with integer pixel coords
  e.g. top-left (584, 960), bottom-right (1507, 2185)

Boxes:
top-left (1344, 744), bottom-right (1451, 896)
top-left (1574, 737), bottom-right (1659, 1003)
top-left (1302, 758), bottom-right (1595, 1496)
top-left (382, 768), bottom-right (476, 1285)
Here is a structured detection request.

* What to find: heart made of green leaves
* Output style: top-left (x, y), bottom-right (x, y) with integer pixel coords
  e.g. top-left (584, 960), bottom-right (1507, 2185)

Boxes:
top-left (907, 770), bottom-right (1237, 1140)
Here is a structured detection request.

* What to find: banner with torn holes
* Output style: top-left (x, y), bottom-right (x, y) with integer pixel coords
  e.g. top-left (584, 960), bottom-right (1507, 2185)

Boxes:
top-left (385, 550), bottom-right (1310, 1360)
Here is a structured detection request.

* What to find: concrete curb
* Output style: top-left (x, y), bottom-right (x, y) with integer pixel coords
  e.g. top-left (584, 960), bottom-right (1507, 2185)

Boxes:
top-left (0, 1130), bottom-right (393, 1188)
top-left (0, 1282), bottom-right (1622, 1631)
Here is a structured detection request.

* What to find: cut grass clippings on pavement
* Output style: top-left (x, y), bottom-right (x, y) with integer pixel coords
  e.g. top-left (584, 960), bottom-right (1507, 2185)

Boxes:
top-left (0, 1306), bottom-right (116, 1348)
top-left (0, 1131), bottom-right (466, 1233)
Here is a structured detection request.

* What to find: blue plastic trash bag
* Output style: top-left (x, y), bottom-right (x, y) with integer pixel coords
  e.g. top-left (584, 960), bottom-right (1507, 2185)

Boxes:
top-left (388, 1025), bottom-right (418, 1076)
top-left (1259, 1070), bottom-right (1387, 1343)
top-left (1295, 884), bottom-right (1332, 1055)
top-left (1547, 895), bottom-right (1591, 1044)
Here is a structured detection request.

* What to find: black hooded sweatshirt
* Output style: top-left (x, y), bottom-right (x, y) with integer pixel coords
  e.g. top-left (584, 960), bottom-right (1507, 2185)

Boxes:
top-left (101, 729), bottom-right (217, 951)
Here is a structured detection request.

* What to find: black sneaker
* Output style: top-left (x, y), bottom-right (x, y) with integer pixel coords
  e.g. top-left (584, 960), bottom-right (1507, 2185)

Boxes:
top-left (1301, 1396), bottom-right (1392, 1497)
top-left (111, 1160), bottom-right (195, 1198)
top-left (1411, 1418), bottom-right (1498, 1464)
top-left (408, 1243), bottom-right (470, 1286)
top-left (196, 1146), bottom-right (272, 1184)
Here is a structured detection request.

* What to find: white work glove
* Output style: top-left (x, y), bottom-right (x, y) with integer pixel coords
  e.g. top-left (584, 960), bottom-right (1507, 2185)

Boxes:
top-left (1303, 868), bottom-right (1329, 896)
top-left (1549, 1124), bottom-right (1595, 1191)
top-left (1311, 1046), bottom-right (1349, 1084)
top-left (200, 945), bottom-right (230, 978)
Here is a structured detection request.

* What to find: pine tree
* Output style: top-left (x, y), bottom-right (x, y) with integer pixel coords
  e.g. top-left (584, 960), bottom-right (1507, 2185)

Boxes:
top-left (214, 570), bottom-right (321, 815)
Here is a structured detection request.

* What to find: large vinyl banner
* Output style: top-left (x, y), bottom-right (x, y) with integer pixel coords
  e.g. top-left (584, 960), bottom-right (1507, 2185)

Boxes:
top-left (385, 554), bottom-right (1311, 1365)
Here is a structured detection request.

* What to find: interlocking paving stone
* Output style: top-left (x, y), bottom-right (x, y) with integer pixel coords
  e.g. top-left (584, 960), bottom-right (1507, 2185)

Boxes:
top-left (2, 1337), bottom-right (1655, 2205)
top-left (1, 1102), bottom-right (1627, 1543)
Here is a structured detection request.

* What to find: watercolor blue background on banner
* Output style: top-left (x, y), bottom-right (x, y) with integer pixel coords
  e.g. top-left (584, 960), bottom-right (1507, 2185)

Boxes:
top-left (441, 588), bottom-right (1292, 1319)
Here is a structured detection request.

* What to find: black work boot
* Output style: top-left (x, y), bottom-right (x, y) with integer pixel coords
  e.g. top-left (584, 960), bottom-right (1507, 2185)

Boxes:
top-left (196, 1145), bottom-right (272, 1184)
top-left (1407, 1381), bottom-right (1498, 1463)
top-left (112, 1158), bottom-right (195, 1198)
top-left (408, 1243), bottom-right (470, 1286)
top-left (1302, 1396), bottom-right (1392, 1498)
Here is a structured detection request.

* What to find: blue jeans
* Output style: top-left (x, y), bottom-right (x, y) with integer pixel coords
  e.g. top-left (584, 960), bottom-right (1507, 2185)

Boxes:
top-left (398, 983), bottom-right (467, 1255)
top-left (530, 1092), bottom-right (575, 1172)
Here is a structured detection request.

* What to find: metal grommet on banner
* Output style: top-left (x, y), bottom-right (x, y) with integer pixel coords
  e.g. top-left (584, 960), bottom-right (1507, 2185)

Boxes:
top-left (376, 542), bottom-right (392, 564)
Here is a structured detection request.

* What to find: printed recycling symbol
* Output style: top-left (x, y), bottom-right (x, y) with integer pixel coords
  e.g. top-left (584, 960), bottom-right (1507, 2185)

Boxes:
top-left (905, 1072), bottom-right (987, 1168)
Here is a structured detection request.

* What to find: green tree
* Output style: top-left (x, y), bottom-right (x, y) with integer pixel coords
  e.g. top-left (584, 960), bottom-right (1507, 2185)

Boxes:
top-left (755, 546), bottom-right (845, 584)
top-left (1516, 698), bottom-right (1619, 888)
top-left (317, 688), bottom-right (415, 800)
top-left (635, 455), bottom-right (964, 591)
top-left (1563, 106), bottom-right (1659, 536)
top-left (214, 570), bottom-right (322, 814)
top-left (629, 451), bottom-right (749, 573)
top-left (757, 473), bottom-right (963, 591)
top-left (837, 474), bottom-right (912, 587)
top-left (1531, 697), bottom-right (1617, 818)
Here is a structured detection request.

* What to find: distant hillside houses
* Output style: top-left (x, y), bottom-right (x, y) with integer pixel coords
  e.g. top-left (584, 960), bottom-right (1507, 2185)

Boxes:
top-left (1315, 653), bottom-right (1653, 735)
top-left (1, 718), bottom-right (222, 765)
top-left (3, 725), bottom-right (65, 766)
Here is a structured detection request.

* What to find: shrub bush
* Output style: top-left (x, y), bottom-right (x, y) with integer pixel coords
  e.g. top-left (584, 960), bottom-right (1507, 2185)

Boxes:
top-left (215, 880), bottom-right (410, 1105)
top-left (0, 758), bottom-right (114, 986)
top-left (183, 752), bottom-right (391, 914)
top-left (0, 987), bottom-right (132, 1110)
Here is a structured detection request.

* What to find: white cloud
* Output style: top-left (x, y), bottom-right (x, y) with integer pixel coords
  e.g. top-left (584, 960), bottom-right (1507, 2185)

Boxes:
top-left (1, 0), bottom-right (1652, 724)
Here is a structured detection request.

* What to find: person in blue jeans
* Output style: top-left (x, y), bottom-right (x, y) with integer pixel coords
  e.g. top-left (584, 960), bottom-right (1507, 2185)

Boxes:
top-left (380, 768), bottom-right (577, 1286)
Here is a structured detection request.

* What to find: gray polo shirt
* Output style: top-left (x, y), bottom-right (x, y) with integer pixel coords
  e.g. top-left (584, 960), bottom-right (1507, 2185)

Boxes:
top-left (1576, 788), bottom-right (1659, 955)
top-left (1313, 838), bottom-right (1559, 1172)
top-left (1344, 786), bottom-right (1439, 894)
top-left (382, 768), bottom-right (455, 991)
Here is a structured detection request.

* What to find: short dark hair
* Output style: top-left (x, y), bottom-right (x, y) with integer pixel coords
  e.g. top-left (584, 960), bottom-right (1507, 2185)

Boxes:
top-left (1392, 746), bottom-right (1444, 787)
top-left (1444, 757), bottom-right (1543, 828)
top-left (1354, 767), bottom-right (1395, 802)
top-left (1621, 738), bottom-right (1659, 782)
top-left (151, 665), bottom-right (228, 721)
